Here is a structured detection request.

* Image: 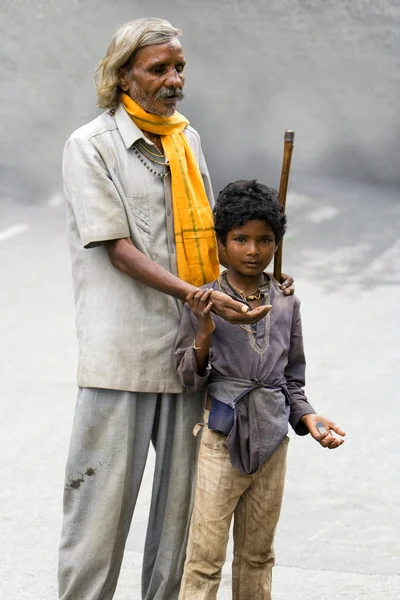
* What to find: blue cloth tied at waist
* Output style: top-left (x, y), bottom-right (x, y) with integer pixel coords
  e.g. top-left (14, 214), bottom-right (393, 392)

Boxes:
top-left (207, 375), bottom-right (290, 474)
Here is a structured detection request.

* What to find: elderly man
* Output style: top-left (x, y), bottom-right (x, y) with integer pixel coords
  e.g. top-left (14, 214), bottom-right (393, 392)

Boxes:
top-left (59, 17), bottom-right (293, 600)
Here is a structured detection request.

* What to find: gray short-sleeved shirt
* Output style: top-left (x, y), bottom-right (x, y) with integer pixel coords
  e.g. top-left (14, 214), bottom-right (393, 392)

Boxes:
top-left (64, 103), bottom-right (214, 393)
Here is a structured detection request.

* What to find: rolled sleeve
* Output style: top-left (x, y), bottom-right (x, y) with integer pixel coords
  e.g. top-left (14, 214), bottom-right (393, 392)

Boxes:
top-left (63, 134), bottom-right (130, 248)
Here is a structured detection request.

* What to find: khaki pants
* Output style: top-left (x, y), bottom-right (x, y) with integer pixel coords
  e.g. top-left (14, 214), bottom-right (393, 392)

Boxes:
top-left (179, 411), bottom-right (289, 600)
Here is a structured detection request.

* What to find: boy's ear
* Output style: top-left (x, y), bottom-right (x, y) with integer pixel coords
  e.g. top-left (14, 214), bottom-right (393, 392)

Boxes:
top-left (274, 241), bottom-right (281, 253)
top-left (217, 238), bottom-right (230, 267)
top-left (217, 238), bottom-right (226, 250)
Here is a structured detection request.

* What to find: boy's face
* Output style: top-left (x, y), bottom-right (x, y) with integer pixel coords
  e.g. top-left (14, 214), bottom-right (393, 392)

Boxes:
top-left (223, 219), bottom-right (277, 279)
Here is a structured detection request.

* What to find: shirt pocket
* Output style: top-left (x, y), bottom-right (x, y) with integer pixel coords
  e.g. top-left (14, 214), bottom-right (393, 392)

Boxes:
top-left (127, 195), bottom-right (151, 239)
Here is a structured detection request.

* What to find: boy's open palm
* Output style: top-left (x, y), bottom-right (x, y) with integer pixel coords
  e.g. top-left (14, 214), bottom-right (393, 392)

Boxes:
top-left (301, 414), bottom-right (346, 449)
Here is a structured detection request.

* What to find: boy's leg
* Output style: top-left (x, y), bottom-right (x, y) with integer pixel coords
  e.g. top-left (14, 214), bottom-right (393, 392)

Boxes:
top-left (232, 438), bottom-right (289, 600)
top-left (58, 388), bottom-right (157, 600)
top-left (142, 392), bottom-right (204, 600)
top-left (179, 412), bottom-right (250, 600)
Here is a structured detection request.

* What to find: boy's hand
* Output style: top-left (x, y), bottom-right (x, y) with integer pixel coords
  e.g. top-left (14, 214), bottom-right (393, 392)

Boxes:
top-left (208, 290), bottom-right (272, 324)
top-left (301, 414), bottom-right (346, 449)
top-left (186, 289), bottom-right (215, 335)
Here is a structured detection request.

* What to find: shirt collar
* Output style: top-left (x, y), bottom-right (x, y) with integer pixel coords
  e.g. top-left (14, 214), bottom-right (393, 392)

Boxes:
top-left (218, 270), bottom-right (271, 301)
top-left (114, 102), bottom-right (143, 149)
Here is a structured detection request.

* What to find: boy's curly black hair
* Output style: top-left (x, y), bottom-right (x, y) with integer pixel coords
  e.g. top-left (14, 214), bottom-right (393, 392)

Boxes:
top-left (213, 179), bottom-right (287, 245)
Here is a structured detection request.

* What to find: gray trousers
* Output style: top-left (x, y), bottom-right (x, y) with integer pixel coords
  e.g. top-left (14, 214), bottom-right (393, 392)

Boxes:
top-left (58, 387), bottom-right (204, 600)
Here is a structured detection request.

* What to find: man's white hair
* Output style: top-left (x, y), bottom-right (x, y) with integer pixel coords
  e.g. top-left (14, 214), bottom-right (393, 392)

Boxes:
top-left (94, 17), bottom-right (182, 112)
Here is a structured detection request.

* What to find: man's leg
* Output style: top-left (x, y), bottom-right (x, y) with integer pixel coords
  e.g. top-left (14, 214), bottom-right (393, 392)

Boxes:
top-left (58, 388), bottom-right (158, 600)
top-left (142, 392), bottom-right (205, 600)
top-left (178, 413), bottom-right (249, 600)
top-left (232, 438), bottom-right (289, 600)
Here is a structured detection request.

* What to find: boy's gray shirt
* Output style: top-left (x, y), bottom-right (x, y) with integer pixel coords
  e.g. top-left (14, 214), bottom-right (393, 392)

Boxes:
top-left (174, 272), bottom-right (316, 473)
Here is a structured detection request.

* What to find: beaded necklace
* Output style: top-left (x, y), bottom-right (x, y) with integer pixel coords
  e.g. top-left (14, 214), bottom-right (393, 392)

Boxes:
top-left (228, 282), bottom-right (262, 302)
top-left (136, 141), bottom-right (166, 164)
top-left (133, 142), bottom-right (169, 180)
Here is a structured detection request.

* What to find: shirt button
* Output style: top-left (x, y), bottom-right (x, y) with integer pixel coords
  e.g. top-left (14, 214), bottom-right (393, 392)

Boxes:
top-left (167, 208), bottom-right (171, 217)
top-left (169, 245), bottom-right (175, 254)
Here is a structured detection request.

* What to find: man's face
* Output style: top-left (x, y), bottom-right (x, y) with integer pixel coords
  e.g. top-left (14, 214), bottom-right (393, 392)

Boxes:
top-left (120, 37), bottom-right (186, 117)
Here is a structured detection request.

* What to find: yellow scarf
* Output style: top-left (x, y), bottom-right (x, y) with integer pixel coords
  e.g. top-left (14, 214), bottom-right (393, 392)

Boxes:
top-left (121, 93), bottom-right (219, 287)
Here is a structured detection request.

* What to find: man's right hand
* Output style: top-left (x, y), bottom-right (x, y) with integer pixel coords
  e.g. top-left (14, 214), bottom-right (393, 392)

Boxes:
top-left (209, 290), bottom-right (272, 324)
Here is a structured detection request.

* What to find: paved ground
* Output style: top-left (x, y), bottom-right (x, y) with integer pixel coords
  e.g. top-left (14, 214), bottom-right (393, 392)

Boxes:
top-left (0, 188), bottom-right (399, 599)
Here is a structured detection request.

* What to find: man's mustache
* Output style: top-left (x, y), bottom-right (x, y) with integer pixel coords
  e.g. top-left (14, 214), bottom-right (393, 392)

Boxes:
top-left (154, 87), bottom-right (184, 101)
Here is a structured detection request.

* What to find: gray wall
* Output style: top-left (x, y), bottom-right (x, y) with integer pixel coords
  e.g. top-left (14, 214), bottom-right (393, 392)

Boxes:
top-left (1, 0), bottom-right (399, 203)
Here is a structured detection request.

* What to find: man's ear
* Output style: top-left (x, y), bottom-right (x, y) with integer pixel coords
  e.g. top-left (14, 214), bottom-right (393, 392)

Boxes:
top-left (119, 69), bottom-right (130, 92)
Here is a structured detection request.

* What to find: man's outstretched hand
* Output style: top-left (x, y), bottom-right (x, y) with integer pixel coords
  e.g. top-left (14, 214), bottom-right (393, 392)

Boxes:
top-left (208, 290), bottom-right (272, 325)
top-left (301, 414), bottom-right (346, 449)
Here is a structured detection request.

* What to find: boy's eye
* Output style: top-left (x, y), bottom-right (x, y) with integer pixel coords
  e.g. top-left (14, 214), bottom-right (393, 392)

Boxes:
top-left (260, 238), bottom-right (274, 244)
top-left (234, 237), bottom-right (246, 243)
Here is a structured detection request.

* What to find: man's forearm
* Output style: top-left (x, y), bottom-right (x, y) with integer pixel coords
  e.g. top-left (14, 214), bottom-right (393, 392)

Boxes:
top-left (105, 238), bottom-right (274, 325)
top-left (105, 238), bottom-right (195, 301)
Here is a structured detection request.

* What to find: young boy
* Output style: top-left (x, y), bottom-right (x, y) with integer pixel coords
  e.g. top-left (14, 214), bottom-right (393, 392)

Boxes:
top-left (174, 180), bottom-right (345, 600)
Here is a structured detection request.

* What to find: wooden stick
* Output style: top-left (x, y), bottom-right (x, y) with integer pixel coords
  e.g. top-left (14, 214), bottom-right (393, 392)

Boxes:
top-left (273, 129), bottom-right (295, 282)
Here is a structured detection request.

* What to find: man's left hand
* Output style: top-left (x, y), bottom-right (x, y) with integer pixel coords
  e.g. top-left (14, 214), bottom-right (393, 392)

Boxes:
top-left (279, 272), bottom-right (295, 296)
top-left (301, 414), bottom-right (346, 449)
top-left (265, 271), bottom-right (295, 295)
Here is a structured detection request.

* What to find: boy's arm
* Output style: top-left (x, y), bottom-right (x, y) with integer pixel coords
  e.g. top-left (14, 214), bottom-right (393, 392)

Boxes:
top-left (286, 299), bottom-right (346, 449)
top-left (174, 290), bottom-right (215, 393)
top-left (284, 298), bottom-right (316, 435)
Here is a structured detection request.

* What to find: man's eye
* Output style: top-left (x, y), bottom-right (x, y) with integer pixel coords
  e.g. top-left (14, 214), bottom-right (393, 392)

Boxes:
top-left (152, 66), bottom-right (165, 74)
top-left (176, 64), bottom-right (185, 73)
